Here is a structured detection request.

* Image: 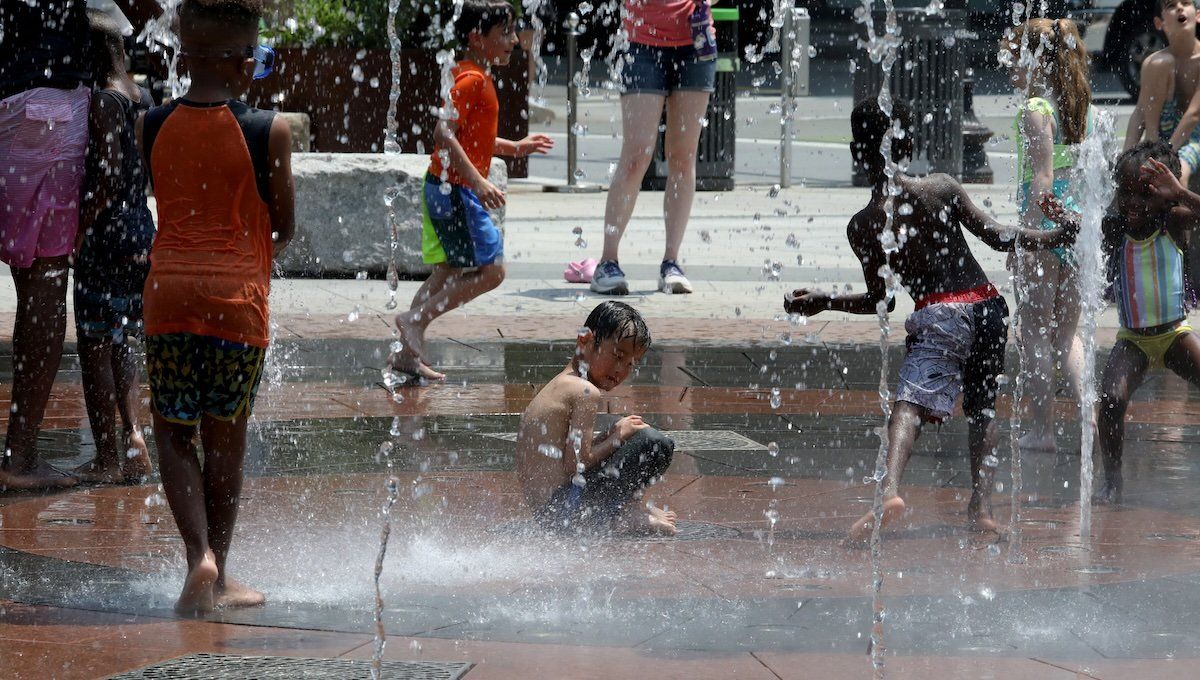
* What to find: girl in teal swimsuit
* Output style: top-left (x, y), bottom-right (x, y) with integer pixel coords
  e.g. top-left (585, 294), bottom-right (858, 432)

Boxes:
top-left (1003, 18), bottom-right (1094, 452)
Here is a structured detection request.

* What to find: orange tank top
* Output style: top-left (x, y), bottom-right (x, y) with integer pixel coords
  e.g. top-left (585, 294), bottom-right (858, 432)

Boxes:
top-left (142, 100), bottom-right (275, 348)
top-left (428, 60), bottom-right (498, 185)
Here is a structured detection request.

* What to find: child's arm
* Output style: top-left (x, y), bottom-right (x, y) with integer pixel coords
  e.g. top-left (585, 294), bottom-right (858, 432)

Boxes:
top-left (434, 117), bottom-right (505, 210)
top-left (784, 219), bottom-right (894, 317)
top-left (1142, 157), bottom-right (1200, 232)
top-left (77, 92), bottom-right (125, 256)
top-left (565, 387), bottom-right (645, 472)
top-left (493, 134), bottom-right (553, 158)
top-left (1128, 53), bottom-right (1173, 150)
top-left (944, 177), bottom-right (1078, 251)
top-left (266, 115), bottom-right (295, 257)
top-left (1018, 105), bottom-right (1054, 231)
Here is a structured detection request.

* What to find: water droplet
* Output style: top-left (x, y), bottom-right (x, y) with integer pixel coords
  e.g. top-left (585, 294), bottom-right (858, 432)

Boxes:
top-left (767, 441), bottom-right (780, 456)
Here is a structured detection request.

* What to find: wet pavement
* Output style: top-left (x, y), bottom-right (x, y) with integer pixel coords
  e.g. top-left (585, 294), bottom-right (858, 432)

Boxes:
top-left (3, 337), bottom-right (1200, 679)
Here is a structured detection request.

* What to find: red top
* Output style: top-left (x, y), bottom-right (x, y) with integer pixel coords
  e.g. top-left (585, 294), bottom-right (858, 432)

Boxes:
top-left (914, 283), bottom-right (999, 311)
top-left (145, 103), bottom-right (274, 348)
top-left (428, 60), bottom-right (498, 185)
top-left (623, 0), bottom-right (713, 48)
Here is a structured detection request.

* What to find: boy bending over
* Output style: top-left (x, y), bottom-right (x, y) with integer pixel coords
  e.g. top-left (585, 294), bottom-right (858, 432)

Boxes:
top-left (784, 101), bottom-right (1078, 544)
top-left (517, 301), bottom-right (677, 535)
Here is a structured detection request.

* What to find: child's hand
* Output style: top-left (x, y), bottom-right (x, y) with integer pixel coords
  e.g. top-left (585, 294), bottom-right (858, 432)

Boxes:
top-left (614, 415), bottom-right (647, 442)
top-left (1037, 193), bottom-right (1079, 230)
top-left (472, 178), bottom-right (506, 210)
top-left (517, 134), bottom-right (554, 157)
top-left (1141, 157), bottom-right (1187, 202)
top-left (784, 289), bottom-right (823, 316)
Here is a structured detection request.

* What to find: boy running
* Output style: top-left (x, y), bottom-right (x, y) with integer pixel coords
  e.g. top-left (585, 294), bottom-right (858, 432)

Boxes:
top-left (784, 100), bottom-right (1078, 543)
top-left (391, 0), bottom-right (553, 381)
top-left (136, 0), bottom-right (294, 614)
top-left (517, 301), bottom-right (677, 535)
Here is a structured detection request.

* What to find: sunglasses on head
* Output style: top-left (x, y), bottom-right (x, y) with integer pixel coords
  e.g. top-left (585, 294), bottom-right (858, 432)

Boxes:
top-left (179, 44), bottom-right (275, 80)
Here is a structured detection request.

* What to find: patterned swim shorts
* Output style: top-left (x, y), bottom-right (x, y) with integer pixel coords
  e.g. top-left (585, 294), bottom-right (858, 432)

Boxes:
top-left (145, 333), bottom-right (266, 425)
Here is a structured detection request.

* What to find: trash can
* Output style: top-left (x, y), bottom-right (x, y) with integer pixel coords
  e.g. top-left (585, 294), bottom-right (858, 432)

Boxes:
top-left (641, 6), bottom-right (738, 192)
top-left (851, 9), bottom-right (968, 185)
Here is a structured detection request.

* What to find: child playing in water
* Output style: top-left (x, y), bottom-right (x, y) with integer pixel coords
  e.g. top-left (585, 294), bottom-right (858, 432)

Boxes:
top-left (137, 0), bottom-right (294, 614)
top-left (391, 0), bottom-right (553, 381)
top-left (1003, 18), bottom-right (1095, 452)
top-left (784, 100), bottom-right (1079, 544)
top-left (71, 8), bottom-right (154, 484)
top-left (1124, 0), bottom-right (1200, 187)
top-left (1044, 142), bottom-right (1200, 504)
top-left (516, 301), bottom-right (678, 535)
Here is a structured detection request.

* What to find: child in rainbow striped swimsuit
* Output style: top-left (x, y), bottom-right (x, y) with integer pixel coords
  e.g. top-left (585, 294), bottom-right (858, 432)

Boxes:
top-left (1047, 141), bottom-right (1200, 504)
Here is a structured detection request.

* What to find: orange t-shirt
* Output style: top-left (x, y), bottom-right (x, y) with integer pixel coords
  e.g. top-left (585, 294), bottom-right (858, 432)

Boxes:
top-left (143, 101), bottom-right (275, 348)
top-left (428, 60), bottom-right (498, 185)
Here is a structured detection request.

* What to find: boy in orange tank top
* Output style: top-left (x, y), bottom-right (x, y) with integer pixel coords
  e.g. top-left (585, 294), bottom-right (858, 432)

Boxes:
top-left (135, 0), bottom-right (294, 615)
top-left (390, 0), bottom-right (552, 381)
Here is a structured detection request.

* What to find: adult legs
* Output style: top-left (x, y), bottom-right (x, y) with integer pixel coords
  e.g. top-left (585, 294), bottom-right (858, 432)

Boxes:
top-left (154, 413), bottom-right (217, 614)
top-left (600, 94), bottom-right (667, 264)
top-left (199, 414), bottom-right (263, 608)
top-left (0, 255), bottom-right (75, 490)
top-left (661, 90), bottom-right (710, 264)
top-left (1096, 341), bottom-right (1150, 505)
top-left (1014, 250), bottom-right (1063, 451)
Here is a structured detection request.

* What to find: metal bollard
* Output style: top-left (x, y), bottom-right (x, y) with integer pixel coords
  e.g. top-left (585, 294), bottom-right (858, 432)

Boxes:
top-left (544, 12), bottom-right (601, 194)
top-left (779, 5), bottom-right (809, 188)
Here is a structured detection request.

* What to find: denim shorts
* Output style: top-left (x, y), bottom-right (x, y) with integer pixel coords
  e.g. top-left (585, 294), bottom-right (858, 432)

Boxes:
top-left (620, 43), bottom-right (716, 95)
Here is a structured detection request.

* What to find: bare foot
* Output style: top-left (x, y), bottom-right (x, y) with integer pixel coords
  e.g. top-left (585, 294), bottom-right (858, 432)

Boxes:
top-left (1016, 432), bottom-right (1056, 452)
top-left (619, 505), bottom-right (678, 536)
top-left (845, 496), bottom-right (907, 548)
top-left (1093, 475), bottom-right (1123, 506)
top-left (214, 577), bottom-right (265, 609)
top-left (0, 459), bottom-right (78, 491)
top-left (121, 428), bottom-right (152, 481)
top-left (175, 551), bottom-right (218, 616)
top-left (393, 312), bottom-right (429, 364)
top-left (967, 491), bottom-right (1006, 537)
top-left (72, 459), bottom-right (125, 485)
top-left (387, 351), bottom-right (446, 382)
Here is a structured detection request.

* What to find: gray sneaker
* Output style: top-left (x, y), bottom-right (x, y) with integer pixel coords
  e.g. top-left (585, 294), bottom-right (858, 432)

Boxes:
top-left (590, 260), bottom-right (629, 295)
top-left (658, 260), bottom-right (693, 294)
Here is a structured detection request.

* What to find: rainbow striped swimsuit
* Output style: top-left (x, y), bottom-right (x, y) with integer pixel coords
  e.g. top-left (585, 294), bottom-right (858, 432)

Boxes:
top-left (1116, 230), bottom-right (1186, 330)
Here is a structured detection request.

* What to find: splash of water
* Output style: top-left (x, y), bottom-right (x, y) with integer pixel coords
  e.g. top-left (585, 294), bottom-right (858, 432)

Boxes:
top-left (384, 0), bottom-right (404, 310)
top-left (853, 0), bottom-right (901, 675)
top-left (137, 0), bottom-right (186, 99)
top-left (370, 475), bottom-right (402, 680)
top-left (1004, 0), bottom-right (1049, 565)
top-left (1071, 111), bottom-right (1116, 546)
top-left (523, 0), bottom-right (548, 105)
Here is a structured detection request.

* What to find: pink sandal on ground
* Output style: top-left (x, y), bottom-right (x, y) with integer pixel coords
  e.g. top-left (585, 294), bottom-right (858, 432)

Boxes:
top-left (564, 258), bottom-right (598, 283)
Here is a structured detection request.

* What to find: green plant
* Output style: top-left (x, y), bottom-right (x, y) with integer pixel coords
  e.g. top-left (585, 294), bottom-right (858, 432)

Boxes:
top-left (266, 0), bottom-right (522, 50)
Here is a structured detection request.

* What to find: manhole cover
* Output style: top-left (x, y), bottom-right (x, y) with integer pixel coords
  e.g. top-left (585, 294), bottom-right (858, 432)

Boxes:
top-left (106, 653), bottom-right (472, 679)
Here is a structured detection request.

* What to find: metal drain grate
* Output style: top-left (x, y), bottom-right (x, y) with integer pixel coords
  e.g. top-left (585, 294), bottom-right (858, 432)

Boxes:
top-left (107, 653), bottom-right (472, 679)
top-left (481, 429), bottom-right (766, 451)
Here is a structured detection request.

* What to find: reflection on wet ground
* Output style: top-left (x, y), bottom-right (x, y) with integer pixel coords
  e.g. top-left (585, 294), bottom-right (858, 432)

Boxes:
top-left (3, 339), bottom-right (1200, 676)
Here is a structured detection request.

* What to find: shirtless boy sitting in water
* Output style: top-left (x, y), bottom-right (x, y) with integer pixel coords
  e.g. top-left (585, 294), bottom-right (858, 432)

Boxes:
top-left (784, 100), bottom-right (1079, 544)
top-left (516, 301), bottom-right (677, 535)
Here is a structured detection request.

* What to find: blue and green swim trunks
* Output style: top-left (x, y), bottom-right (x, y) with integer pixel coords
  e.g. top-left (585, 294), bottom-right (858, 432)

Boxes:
top-left (421, 172), bottom-right (503, 268)
top-left (145, 333), bottom-right (266, 425)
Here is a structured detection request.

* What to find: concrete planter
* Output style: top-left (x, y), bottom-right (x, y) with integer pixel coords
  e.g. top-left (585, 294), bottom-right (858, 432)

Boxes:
top-left (278, 153), bottom-right (508, 277)
top-left (245, 47), bottom-right (529, 178)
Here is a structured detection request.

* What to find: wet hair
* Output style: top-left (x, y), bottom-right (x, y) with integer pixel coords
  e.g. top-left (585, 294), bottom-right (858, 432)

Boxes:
top-left (454, 0), bottom-right (514, 46)
top-left (1006, 19), bottom-right (1091, 145)
top-left (1115, 140), bottom-right (1180, 184)
top-left (179, 0), bottom-right (265, 32)
top-left (1158, 0), bottom-right (1187, 14)
top-left (583, 301), bottom-right (651, 350)
top-left (87, 10), bottom-right (126, 84)
top-left (850, 98), bottom-right (914, 185)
